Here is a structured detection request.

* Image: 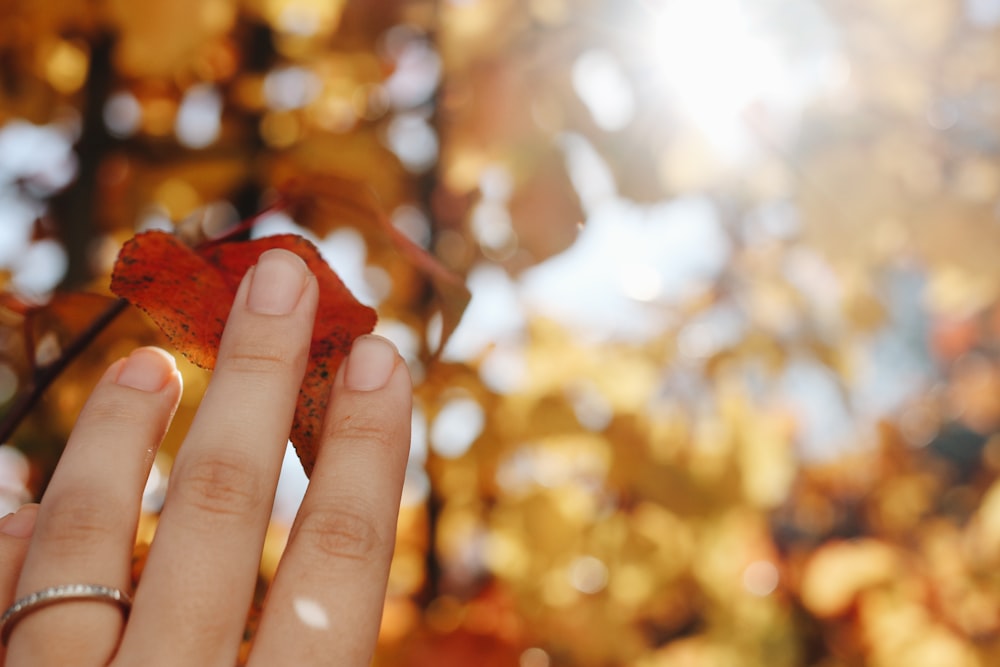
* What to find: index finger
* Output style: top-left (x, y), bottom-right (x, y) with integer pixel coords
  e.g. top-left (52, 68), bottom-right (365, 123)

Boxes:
top-left (114, 248), bottom-right (319, 667)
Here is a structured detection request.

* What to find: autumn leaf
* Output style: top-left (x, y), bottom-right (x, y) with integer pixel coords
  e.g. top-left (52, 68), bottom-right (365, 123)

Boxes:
top-left (111, 230), bottom-right (377, 475)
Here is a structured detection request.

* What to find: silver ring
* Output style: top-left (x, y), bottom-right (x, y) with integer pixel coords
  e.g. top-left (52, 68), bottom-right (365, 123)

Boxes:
top-left (0, 584), bottom-right (132, 646)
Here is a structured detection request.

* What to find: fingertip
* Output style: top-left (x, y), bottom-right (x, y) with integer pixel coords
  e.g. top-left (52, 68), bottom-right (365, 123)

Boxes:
top-left (343, 335), bottom-right (402, 392)
top-left (114, 347), bottom-right (181, 393)
top-left (246, 249), bottom-right (313, 316)
top-left (0, 503), bottom-right (38, 539)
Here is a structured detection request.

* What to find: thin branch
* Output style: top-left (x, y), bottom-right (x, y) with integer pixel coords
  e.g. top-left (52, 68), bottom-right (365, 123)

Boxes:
top-left (0, 297), bottom-right (129, 445)
top-left (196, 199), bottom-right (287, 249)
top-left (0, 198), bottom-right (289, 447)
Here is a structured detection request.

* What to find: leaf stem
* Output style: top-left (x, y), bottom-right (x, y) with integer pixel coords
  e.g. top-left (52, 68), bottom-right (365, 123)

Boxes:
top-left (197, 199), bottom-right (287, 250)
top-left (0, 297), bottom-right (129, 446)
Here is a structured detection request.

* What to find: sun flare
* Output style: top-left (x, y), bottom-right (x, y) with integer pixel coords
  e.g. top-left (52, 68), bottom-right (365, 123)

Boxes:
top-left (638, 0), bottom-right (843, 155)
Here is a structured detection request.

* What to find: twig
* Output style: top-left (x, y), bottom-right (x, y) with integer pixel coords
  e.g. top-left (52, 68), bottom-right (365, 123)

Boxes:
top-left (196, 199), bottom-right (287, 250)
top-left (0, 297), bottom-right (129, 445)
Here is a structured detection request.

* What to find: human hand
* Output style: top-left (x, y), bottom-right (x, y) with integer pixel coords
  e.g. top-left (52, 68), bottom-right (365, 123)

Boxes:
top-left (0, 248), bottom-right (412, 666)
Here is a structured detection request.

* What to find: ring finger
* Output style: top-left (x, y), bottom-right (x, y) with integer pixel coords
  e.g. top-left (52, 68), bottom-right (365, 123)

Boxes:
top-left (4, 348), bottom-right (182, 666)
top-left (0, 504), bottom-right (38, 663)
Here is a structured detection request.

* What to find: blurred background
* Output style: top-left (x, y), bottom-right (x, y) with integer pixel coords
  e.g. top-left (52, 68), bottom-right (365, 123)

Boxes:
top-left (3, 0), bottom-right (1000, 665)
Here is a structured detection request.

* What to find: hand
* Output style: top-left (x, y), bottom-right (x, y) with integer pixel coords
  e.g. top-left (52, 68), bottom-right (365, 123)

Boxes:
top-left (0, 249), bottom-right (412, 666)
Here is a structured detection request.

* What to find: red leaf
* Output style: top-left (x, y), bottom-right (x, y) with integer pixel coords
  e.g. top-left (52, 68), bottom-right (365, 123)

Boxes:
top-left (111, 231), bottom-right (377, 475)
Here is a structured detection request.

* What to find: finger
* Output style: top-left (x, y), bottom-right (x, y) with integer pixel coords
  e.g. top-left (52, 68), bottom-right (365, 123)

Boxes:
top-left (0, 504), bottom-right (38, 662)
top-left (0, 504), bottom-right (38, 601)
top-left (248, 335), bottom-right (411, 667)
top-left (117, 249), bottom-right (318, 666)
top-left (5, 349), bottom-right (181, 666)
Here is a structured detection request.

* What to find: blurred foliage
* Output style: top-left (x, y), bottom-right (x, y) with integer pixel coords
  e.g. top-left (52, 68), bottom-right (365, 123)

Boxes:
top-left (3, 0), bottom-right (1000, 666)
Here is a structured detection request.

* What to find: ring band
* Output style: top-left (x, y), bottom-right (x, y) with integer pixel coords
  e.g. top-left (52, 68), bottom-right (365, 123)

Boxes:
top-left (0, 584), bottom-right (133, 646)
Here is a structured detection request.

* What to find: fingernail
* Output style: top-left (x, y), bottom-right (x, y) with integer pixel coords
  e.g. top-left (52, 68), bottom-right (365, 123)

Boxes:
top-left (345, 336), bottom-right (398, 391)
top-left (0, 504), bottom-right (37, 538)
top-left (247, 249), bottom-right (310, 315)
top-left (116, 347), bottom-right (176, 392)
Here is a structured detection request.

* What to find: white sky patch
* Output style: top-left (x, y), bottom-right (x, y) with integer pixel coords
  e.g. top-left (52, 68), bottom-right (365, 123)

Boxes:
top-left (848, 268), bottom-right (933, 420)
top-left (384, 36), bottom-right (442, 109)
top-left (104, 91), bottom-right (142, 137)
top-left (317, 227), bottom-right (380, 306)
top-left (409, 405), bottom-right (429, 466)
top-left (385, 113), bottom-right (438, 172)
top-left (430, 395), bottom-right (485, 459)
top-left (0, 120), bottom-right (76, 188)
top-left (0, 190), bottom-right (40, 266)
top-left (141, 456), bottom-right (168, 513)
top-left (642, 0), bottom-right (842, 157)
top-left (401, 466), bottom-right (431, 506)
top-left (650, 0), bottom-right (783, 138)
top-left (966, 0), bottom-right (1000, 27)
top-left (12, 239), bottom-right (68, 296)
top-left (443, 263), bottom-right (526, 362)
top-left (478, 343), bottom-right (528, 394)
top-left (176, 84), bottom-right (223, 148)
top-left (778, 357), bottom-right (856, 461)
top-left (0, 445), bottom-right (30, 515)
top-left (374, 318), bottom-right (421, 365)
top-left (249, 210), bottom-right (302, 237)
top-left (559, 132), bottom-right (616, 213)
top-left (273, 443), bottom-right (308, 525)
top-left (470, 200), bottom-right (515, 251)
top-left (265, 66), bottom-right (321, 111)
top-left (572, 49), bottom-right (635, 131)
top-left (519, 192), bottom-right (731, 342)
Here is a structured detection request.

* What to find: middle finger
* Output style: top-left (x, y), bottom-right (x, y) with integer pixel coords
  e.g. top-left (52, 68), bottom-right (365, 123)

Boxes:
top-left (116, 250), bottom-right (317, 666)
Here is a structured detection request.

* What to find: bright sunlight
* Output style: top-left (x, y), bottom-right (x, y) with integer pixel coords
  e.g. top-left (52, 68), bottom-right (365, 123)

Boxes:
top-left (639, 0), bottom-right (844, 156)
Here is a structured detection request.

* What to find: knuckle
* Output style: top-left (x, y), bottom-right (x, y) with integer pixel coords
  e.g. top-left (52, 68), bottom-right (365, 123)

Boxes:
top-left (38, 491), bottom-right (119, 554)
top-left (172, 450), bottom-right (265, 518)
top-left (220, 342), bottom-right (304, 377)
top-left (326, 415), bottom-right (394, 451)
top-left (294, 503), bottom-right (385, 563)
top-left (83, 393), bottom-right (150, 428)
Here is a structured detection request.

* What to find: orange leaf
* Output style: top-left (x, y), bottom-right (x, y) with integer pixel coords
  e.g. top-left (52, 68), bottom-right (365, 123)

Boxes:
top-left (111, 231), bottom-right (377, 475)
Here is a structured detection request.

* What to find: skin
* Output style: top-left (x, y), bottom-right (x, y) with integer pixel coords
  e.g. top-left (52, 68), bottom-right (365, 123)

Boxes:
top-left (0, 248), bottom-right (412, 667)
